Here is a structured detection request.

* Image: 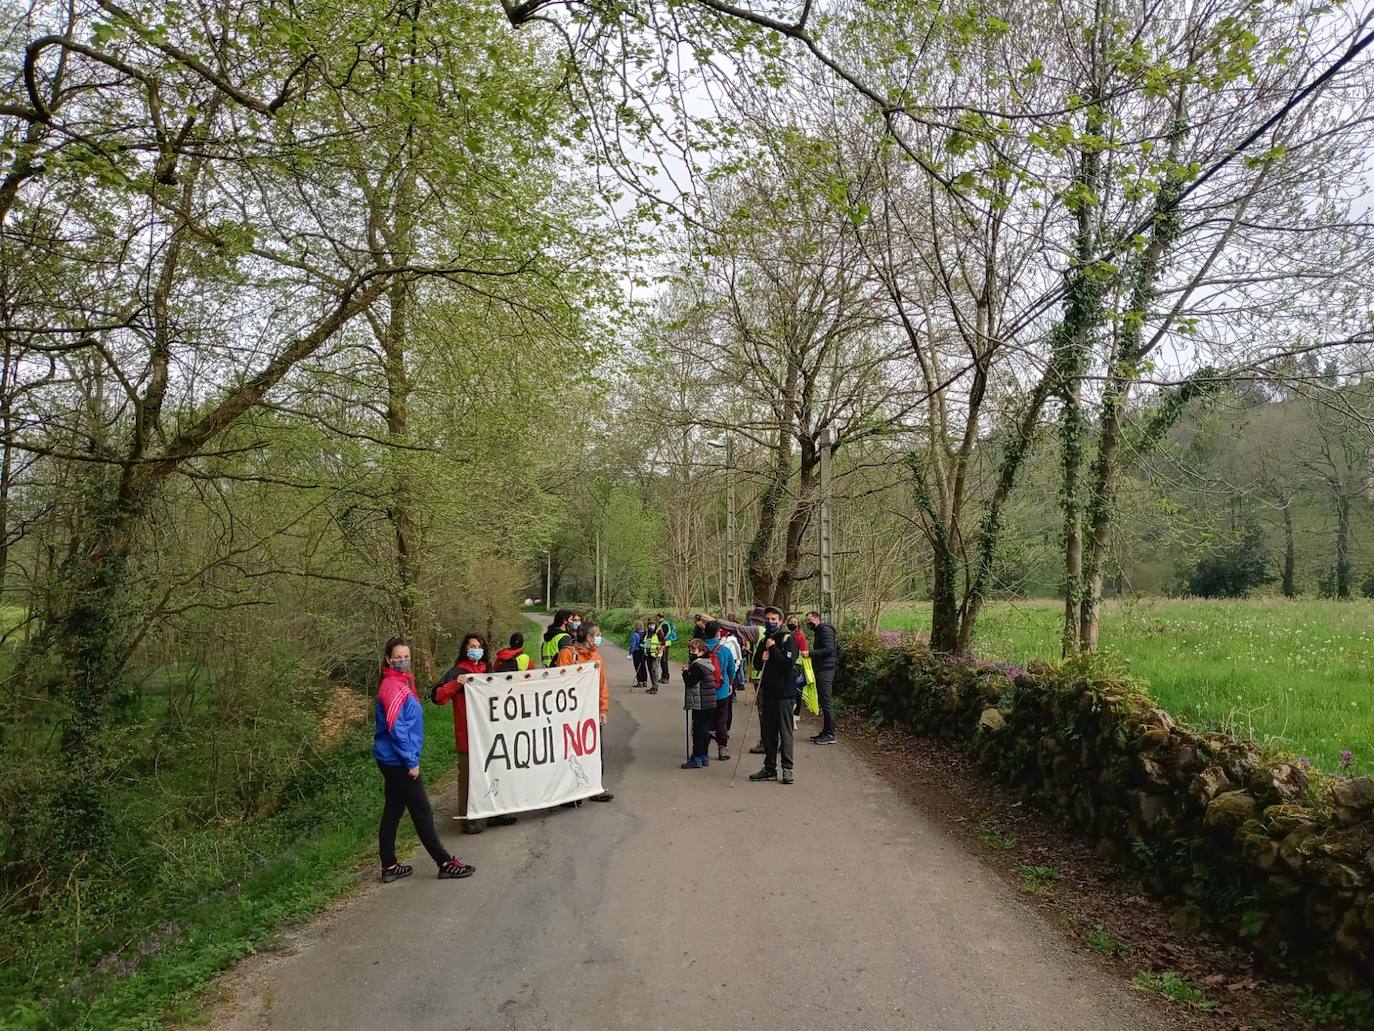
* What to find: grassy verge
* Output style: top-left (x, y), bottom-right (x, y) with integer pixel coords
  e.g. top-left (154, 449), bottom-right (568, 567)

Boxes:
top-left (0, 706), bottom-right (459, 1031)
top-left (880, 597), bottom-right (1374, 774)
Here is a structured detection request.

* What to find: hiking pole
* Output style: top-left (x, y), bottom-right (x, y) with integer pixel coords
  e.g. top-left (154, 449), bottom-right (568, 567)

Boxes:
top-left (728, 687), bottom-right (757, 788)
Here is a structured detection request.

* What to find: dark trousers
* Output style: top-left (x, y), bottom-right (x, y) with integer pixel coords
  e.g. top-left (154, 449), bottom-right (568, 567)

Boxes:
top-left (632, 650), bottom-right (648, 684)
top-left (691, 708), bottom-right (714, 758)
top-left (714, 693), bottom-right (732, 749)
top-left (759, 695), bottom-right (795, 772)
top-left (660, 652), bottom-right (670, 682)
top-left (816, 667), bottom-right (836, 737)
top-left (378, 762), bottom-right (450, 869)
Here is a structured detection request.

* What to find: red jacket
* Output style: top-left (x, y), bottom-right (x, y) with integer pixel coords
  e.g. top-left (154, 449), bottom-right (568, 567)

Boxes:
top-left (432, 657), bottom-right (488, 752)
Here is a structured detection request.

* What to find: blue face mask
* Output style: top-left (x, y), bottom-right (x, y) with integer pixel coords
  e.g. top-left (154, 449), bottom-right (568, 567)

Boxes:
top-left (593, 634), bottom-right (603, 646)
top-left (570, 620), bottom-right (581, 630)
top-left (466, 648), bottom-right (483, 662)
top-left (766, 620), bottom-right (780, 632)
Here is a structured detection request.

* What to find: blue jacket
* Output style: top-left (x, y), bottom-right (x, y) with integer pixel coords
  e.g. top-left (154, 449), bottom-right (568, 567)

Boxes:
top-left (373, 689), bottom-right (424, 768)
top-left (629, 628), bottom-right (644, 653)
top-left (705, 638), bottom-right (736, 700)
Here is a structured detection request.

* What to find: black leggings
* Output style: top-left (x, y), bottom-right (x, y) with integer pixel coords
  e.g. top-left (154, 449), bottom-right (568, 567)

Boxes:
top-left (378, 762), bottom-right (451, 869)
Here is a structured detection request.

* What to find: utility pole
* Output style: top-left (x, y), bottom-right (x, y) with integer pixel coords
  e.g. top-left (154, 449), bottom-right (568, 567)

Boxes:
top-left (819, 426), bottom-right (833, 622)
top-left (725, 433), bottom-right (737, 618)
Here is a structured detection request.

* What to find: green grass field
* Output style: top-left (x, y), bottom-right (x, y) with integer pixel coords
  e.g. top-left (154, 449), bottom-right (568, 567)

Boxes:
top-left (879, 598), bottom-right (1374, 775)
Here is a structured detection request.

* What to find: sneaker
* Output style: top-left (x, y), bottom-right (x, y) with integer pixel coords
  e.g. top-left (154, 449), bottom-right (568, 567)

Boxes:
top-left (681, 757), bottom-right (704, 769)
top-left (748, 768), bottom-right (776, 782)
top-left (591, 791), bottom-right (614, 802)
top-left (437, 857), bottom-right (475, 879)
top-left (647, 687), bottom-right (659, 695)
top-left (812, 734), bottom-right (836, 745)
top-left (381, 863), bottom-right (412, 883)
top-left (781, 768), bottom-right (794, 784)
top-left (717, 749), bottom-right (730, 761)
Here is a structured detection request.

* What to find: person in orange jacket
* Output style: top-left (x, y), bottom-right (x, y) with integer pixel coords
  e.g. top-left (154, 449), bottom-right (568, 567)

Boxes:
top-left (432, 633), bottom-right (518, 834)
top-left (555, 624), bottom-right (614, 803)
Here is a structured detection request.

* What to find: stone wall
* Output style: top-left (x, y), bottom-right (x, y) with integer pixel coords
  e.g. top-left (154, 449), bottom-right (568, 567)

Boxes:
top-left (835, 633), bottom-right (1374, 987)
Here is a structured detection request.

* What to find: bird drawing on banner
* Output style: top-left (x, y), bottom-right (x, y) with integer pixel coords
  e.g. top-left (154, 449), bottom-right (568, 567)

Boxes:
top-left (568, 757), bottom-right (590, 789)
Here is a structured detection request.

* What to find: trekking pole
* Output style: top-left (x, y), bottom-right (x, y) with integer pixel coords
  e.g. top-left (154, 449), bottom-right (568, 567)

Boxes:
top-left (729, 687), bottom-right (757, 788)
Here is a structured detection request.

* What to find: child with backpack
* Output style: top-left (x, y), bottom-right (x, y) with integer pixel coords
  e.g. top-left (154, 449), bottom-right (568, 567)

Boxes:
top-left (680, 637), bottom-right (717, 769)
top-left (493, 632), bottom-right (531, 671)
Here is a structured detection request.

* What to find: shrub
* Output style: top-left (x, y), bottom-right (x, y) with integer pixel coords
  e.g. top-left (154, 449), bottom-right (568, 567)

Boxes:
top-left (1183, 523), bottom-right (1274, 598)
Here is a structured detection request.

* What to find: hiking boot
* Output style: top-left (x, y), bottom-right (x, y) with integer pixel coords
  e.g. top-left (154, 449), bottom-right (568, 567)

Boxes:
top-left (812, 734), bottom-right (836, 746)
top-left (717, 749), bottom-right (730, 761)
top-left (381, 863), bottom-right (412, 883)
top-left (748, 768), bottom-right (776, 782)
top-left (437, 857), bottom-right (475, 879)
top-left (781, 768), bottom-right (794, 784)
top-left (460, 820), bottom-right (484, 835)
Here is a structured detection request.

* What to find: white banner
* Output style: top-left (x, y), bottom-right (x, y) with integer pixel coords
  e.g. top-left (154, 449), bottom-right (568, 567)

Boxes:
top-left (463, 663), bottom-right (604, 818)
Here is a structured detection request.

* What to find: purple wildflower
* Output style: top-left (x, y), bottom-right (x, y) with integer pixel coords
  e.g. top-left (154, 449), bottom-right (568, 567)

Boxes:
top-left (1339, 750), bottom-right (1353, 772)
top-left (1297, 757), bottom-right (1312, 770)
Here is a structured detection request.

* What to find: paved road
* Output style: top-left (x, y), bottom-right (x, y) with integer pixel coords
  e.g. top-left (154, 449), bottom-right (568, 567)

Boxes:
top-left (206, 626), bottom-right (1176, 1031)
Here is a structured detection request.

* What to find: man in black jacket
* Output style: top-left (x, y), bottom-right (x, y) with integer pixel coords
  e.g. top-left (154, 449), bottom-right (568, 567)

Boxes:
top-left (748, 606), bottom-right (801, 784)
top-left (806, 610), bottom-right (838, 744)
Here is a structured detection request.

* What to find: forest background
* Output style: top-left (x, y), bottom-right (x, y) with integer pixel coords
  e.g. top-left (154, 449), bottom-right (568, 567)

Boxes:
top-left (1, 0), bottom-right (1373, 1026)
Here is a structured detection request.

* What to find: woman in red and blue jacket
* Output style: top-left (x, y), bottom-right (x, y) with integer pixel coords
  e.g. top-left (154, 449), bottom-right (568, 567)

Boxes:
top-left (374, 636), bottom-right (473, 882)
top-left (432, 633), bottom-right (518, 835)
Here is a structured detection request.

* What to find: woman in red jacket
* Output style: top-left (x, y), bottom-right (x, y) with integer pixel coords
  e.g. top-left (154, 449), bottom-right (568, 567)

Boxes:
top-left (432, 633), bottom-right (518, 835)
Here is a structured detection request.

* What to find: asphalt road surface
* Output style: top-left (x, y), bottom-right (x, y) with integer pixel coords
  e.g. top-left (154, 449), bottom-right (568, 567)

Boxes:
top-left (205, 626), bottom-right (1177, 1031)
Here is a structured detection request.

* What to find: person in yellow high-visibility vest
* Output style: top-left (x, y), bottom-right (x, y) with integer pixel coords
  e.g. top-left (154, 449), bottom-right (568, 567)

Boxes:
top-left (540, 609), bottom-right (573, 668)
top-left (642, 616), bottom-right (667, 694)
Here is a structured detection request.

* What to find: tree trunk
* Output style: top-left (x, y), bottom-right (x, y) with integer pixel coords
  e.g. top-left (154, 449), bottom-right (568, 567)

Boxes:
top-left (1336, 495), bottom-right (1351, 599)
top-left (1282, 504), bottom-right (1296, 598)
top-left (957, 374), bottom-right (1053, 655)
top-left (772, 444), bottom-right (818, 615)
top-left (381, 272), bottom-right (428, 670)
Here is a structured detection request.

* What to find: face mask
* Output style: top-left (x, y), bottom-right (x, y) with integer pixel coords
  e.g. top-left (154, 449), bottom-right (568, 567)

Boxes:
top-left (466, 648), bottom-right (483, 662)
top-left (766, 620), bottom-right (780, 632)
top-left (389, 658), bottom-right (412, 673)
top-left (592, 634), bottom-right (602, 646)
top-left (570, 620), bottom-right (581, 630)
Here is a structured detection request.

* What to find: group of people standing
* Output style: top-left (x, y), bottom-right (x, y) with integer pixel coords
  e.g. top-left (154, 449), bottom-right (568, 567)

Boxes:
top-left (370, 611), bottom-right (612, 885)
top-left (369, 604), bottom-right (838, 884)
top-left (638, 606), bottom-right (838, 784)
